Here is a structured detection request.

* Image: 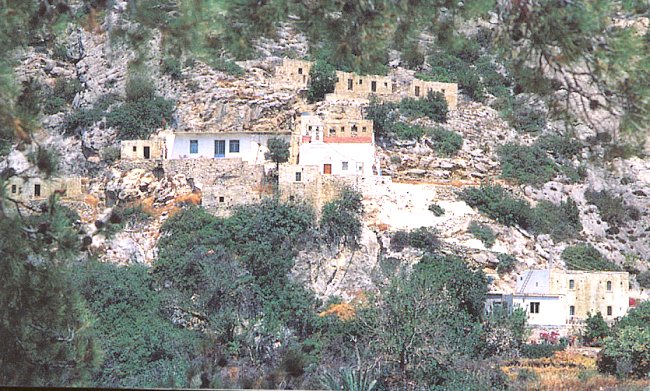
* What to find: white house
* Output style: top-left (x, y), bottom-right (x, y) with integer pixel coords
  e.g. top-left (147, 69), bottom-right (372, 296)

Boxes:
top-left (488, 269), bottom-right (630, 330)
top-left (165, 132), bottom-right (291, 165)
top-left (296, 112), bottom-right (378, 177)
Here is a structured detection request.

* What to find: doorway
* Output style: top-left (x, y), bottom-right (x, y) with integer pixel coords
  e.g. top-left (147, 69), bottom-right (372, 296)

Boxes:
top-left (143, 146), bottom-right (150, 159)
top-left (214, 140), bottom-right (226, 158)
top-left (323, 164), bottom-right (332, 175)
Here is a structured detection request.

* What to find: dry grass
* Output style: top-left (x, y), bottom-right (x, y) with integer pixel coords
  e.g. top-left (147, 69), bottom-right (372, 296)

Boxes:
top-left (504, 349), bottom-right (650, 390)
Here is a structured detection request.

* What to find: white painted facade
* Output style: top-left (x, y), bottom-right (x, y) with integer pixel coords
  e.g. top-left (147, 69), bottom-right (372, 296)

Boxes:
top-left (167, 132), bottom-right (291, 164)
top-left (512, 294), bottom-right (567, 327)
top-left (298, 142), bottom-right (376, 177)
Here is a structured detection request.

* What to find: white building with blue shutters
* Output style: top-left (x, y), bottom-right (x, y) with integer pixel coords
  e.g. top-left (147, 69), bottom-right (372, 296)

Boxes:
top-left (164, 132), bottom-right (291, 164)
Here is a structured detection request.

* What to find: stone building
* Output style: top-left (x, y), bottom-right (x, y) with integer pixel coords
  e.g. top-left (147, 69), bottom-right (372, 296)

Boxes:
top-left (120, 139), bottom-right (166, 160)
top-left (487, 269), bottom-right (630, 332)
top-left (163, 158), bottom-right (271, 215)
top-left (5, 176), bottom-right (84, 201)
top-left (273, 58), bottom-right (313, 89)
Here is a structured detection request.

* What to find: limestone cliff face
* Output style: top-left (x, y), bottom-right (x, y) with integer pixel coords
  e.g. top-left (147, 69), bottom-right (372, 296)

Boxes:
top-left (4, 4), bottom-right (649, 301)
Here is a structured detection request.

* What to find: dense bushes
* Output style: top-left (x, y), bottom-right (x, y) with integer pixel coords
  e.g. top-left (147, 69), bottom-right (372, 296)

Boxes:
top-left (428, 202), bottom-right (445, 216)
top-left (390, 227), bottom-right (440, 251)
top-left (561, 244), bottom-right (620, 271)
top-left (206, 57), bottom-right (245, 76)
top-left (497, 143), bottom-right (556, 185)
top-left (636, 271), bottom-right (650, 289)
top-left (459, 184), bottom-right (582, 241)
top-left (320, 188), bottom-right (364, 247)
top-left (585, 190), bottom-right (639, 228)
top-left (428, 127), bottom-right (463, 156)
top-left (520, 343), bottom-right (566, 359)
top-left (583, 312), bottom-right (609, 346)
top-left (468, 221), bottom-right (496, 248)
top-left (307, 60), bottom-right (337, 103)
top-left (398, 90), bottom-right (448, 122)
top-left (64, 68), bottom-right (174, 139)
top-left (42, 78), bottom-right (83, 115)
top-left (496, 253), bottom-right (517, 274)
top-left (598, 301), bottom-right (650, 379)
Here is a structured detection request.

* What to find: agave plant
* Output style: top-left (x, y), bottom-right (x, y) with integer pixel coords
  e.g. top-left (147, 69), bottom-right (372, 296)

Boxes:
top-left (320, 368), bottom-right (378, 391)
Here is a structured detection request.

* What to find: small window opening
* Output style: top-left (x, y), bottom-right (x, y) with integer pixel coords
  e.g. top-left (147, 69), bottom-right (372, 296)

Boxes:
top-left (569, 306), bottom-right (575, 316)
top-left (362, 127), bottom-right (367, 132)
top-left (371, 81), bottom-right (377, 92)
top-left (11, 184), bottom-right (16, 193)
top-left (359, 79), bottom-right (363, 85)
top-left (295, 172), bottom-right (302, 182)
top-left (219, 196), bottom-right (225, 203)
top-left (34, 184), bottom-right (41, 197)
top-left (342, 161), bottom-right (349, 170)
top-left (347, 79), bottom-right (353, 90)
top-left (289, 195), bottom-right (295, 201)
top-left (415, 86), bottom-right (420, 96)
top-left (569, 280), bottom-right (575, 289)
top-left (298, 67), bottom-right (303, 75)
top-left (607, 281), bottom-right (612, 291)
top-left (133, 146), bottom-right (137, 152)
top-left (530, 302), bottom-right (540, 314)
top-left (607, 306), bottom-right (612, 316)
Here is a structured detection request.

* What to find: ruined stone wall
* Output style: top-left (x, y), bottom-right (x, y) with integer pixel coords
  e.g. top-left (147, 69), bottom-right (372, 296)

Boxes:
top-left (5, 176), bottom-right (85, 201)
top-left (323, 118), bottom-right (373, 138)
top-left (274, 58), bottom-right (312, 89)
top-left (163, 158), bottom-right (269, 215)
top-left (333, 71), bottom-right (395, 97)
top-left (550, 270), bottom-right (629, 321)
top-left (279, 164), bottom-right (358, 215)
top-left (409, 79), bottom-right (458, 110)
top-left (120, 139), bottom-right (166, 160)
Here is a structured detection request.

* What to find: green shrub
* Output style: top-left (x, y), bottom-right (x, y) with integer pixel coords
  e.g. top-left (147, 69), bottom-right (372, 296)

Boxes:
top-left (161, 56), bottom-right (182, 79)
top-left (63, 106), bottom-right (104, 136)
top-left (496, 253), bottom-right (517, 274)
top-left (102, 145), bottom-right (121, 163)
top-left (307, 60), bottom-right (337, 103)
top-left (636, 270), bottom-right (650, 288)
top-left (509, 98), bottom-right (546, 133)
top-left (408, 227), bottom-right (440, 251)
top-left (206, 57), bottom-right (244, 76)
top-left (392, 122), bottom-right (426, 140)
top-left (125, 69), bottom-right (155, 102)
top-left (598, 325), bottom-right (650, 379)
top-left (583, 312), bottom-right (609, 346)
top-left (402, 44), bottom-right (424, 70)
top-left (536, 134), bottom-right (582, 161)
top-left (428, 203), bottom-right (445, 216)
top-left (390, 230), bottom-right (410, 251)
top-left (520, 343), bottom-right (565, 359)
top-left (281, 348), bottom-right (307, 377)
top-left (107, 96), bottom-right (175, 140)
top-left (42, 78), bottom-right (83, 114)
top-left (428, 127), bottom-right (462, 156)
top-left (364, 96), bottom-right (398, 138)
top-left (28, 147), bottom-right (59, 178)
top-left (497, 143), bottom-right (556, 185)
top-left (561, 244), bottom-right (621, 271)
top-left (528, 198), bottom-right (582, 241)
top-left (320, 188), bottom-right (364, 248)
top-left (459, 184), bottom-right (532, 228)
top-left (585, 190), bottom-right (639, 227)
top-left (399, 90), bottom-right (448, 123)
top-left (468, 221), bottom-right (496, 248)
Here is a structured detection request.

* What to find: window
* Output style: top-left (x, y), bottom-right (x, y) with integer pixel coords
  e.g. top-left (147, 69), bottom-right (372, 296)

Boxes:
top-left (219, 196), bottom-right (225, 203)
top-left (371, 81), bottom-right (377, 92)
top-left (214, 140), bottom-right (225, 157)
top-left (34, 184), bottom-right (41, 197)
top-left (342, 161), bottom-right (349, 170)
top-left (289, 195), bottom-right (295, 201)
top-left (384, 82), bottom-right (388, 87)
top-left (11, 184), bottom-right (16, 194)
top-left (341, 126), bottom-right (345, 133)
top-left (362, 126), bottom-right (367, 132)
top-left (298, 67), bottom-right (303, 75)
top-left (351, 125), bottom-right (358, 134)
top-left (133, 146), bottom-right (137, 152)
top-left (190, 140), bottom-right (198, 154)
top-left (229, 140), bottom-right (240, 153)
top-left (569, 306), bottom-right (575, 316)
top-left (415, 86), bottom-right (420, 96)
top-left (295, 172), bottom-right (301, 182)
top-left (347, 79), bottom-right (353, 90)
top-left (569, 279), bottom-right (575, 289)
top-left (607, 281), bottom-right (612, 291)
top-left (359, 79), bottom-right (363, 85)
top-left (530, 302), bottom-right (540, 314)
top-left (607, 306), bottom-right (612, 316)
top-left (392, 83), bottom-right (397, 93)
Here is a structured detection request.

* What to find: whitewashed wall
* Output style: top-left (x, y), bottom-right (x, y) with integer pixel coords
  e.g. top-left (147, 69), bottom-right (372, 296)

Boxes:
top-left (168, 133), bottom-right (290, 164)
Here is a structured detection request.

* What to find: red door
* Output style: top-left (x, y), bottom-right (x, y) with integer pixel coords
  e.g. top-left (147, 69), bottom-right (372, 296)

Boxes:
top-left (324, 164), bottom-right (332, 175)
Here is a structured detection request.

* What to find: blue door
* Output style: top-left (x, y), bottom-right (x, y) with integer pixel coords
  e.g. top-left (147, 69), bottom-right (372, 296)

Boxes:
top-left (214, 140), bottom-right (225, 158)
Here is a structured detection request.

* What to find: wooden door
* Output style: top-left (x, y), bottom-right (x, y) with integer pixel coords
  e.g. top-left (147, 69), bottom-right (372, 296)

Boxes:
top-left (323, 164), bottom-right (332, 175)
